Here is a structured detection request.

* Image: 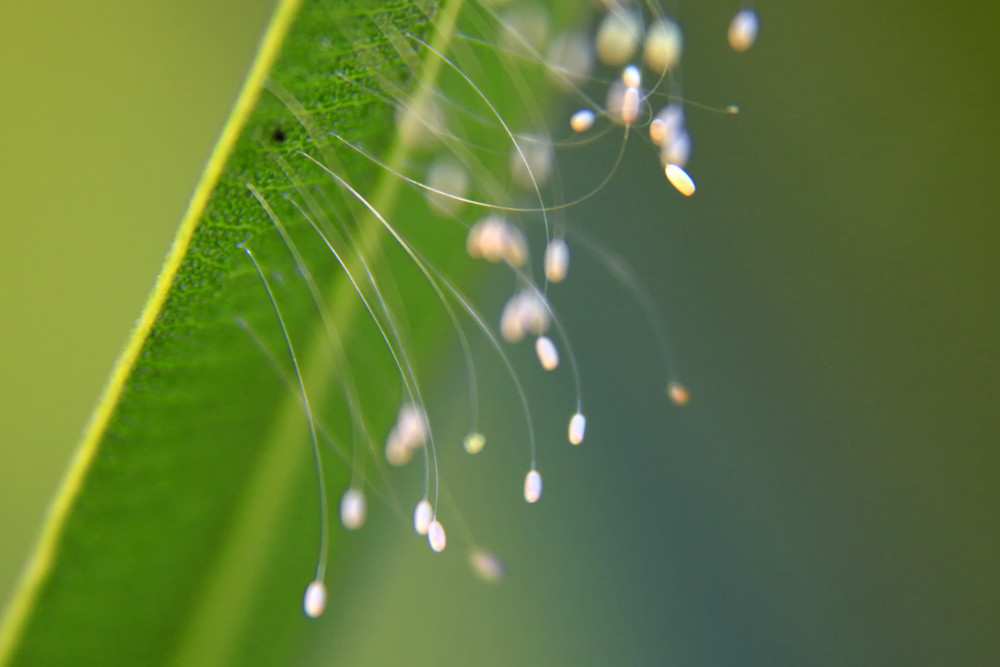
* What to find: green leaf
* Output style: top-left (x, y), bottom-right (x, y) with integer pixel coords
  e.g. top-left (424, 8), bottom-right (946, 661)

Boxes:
top-left (0, 0), bottom-right (511, 663)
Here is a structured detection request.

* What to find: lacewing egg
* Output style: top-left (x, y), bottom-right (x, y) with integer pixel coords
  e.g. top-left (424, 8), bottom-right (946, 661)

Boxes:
top-left (469, 549), bottom-right (506, 583)
top-left (470, 215), bottom-right (506, 263)
top-left (518, 291), bottom-right (551, 335)
top-left (595, 8), bottom-right (642, 66)
top-left (668, 381), bottom-right (691, 405)
top-left (606, 81), bottom-right (625, 124)
top-left (568, 412), bottom-right (586, 445)
top-left (546, 30), bottom-right (594, 89)
top-left (385, 403), bottom-right (428, 466)
top-left (414, 499), bottom-right (434, 535)
top-left (604, 81), bottom-right (637, 125)
top-left (499, 3), bottom-right (550, 56)
top-left (661, 130), bottom-right (691, 168)
top-left (535, 335), bottom-right (560, 371)
top-left (728, 9), bottom-right (759, 52)
top-left (339, 488), bottom-right (367, 530)
top-left (500, 290), bottom-right (551, 343)
top-left (644, 17), bottom-right (683, 73)
top-left (649, 117), bottom-right (667, 145)
top-left (303, 580), bottom-right (327, 619)
top-left (479, 220), bottom-right (507, 263)
top-left (620, 85), bottom-right (641, 126)
top-left (651, 104), bottom-right (685, 148)
top-left (428, 519), bottom-right (447, 553)
top-left (524, 469), bottom-right (543, 503)
top-left (510, 133), bottom-right (554, 189)
top-left (385, 437), bottom-right (410, 467)
top-left (570, 108), bottom-right (596, 133)
top-left (502, 223), bottom-right (529, 267)
top-left (665, 163), bottom-right (696, 196)
top-left (463, 431), bottom-right (486, 455)
top-left (395, 93), bottom-right (445, 150)
top-left (544, 236), bottom-right (569, 282)
top-left (467, 215), bottom-right (528, 267)
top-left (424, 157), bottom-right (469, 215)
top-left (622, 64), bottom-right (641, 89)
top-left (500, 297), bottom-right (527, 343)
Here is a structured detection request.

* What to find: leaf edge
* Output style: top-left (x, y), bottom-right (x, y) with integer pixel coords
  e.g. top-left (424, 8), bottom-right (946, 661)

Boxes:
top-left (0, 0), bottom-right (305, 661)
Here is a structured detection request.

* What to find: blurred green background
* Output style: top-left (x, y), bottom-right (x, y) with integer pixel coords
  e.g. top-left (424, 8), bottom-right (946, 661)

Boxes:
top-left (2, 0), bottom-right (999, 665)
top-left (0, 0), bottom-right (275, 611)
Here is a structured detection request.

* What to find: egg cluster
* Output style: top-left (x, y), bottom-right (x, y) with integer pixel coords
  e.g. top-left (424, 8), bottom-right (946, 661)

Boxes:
top-left (240, 0), bottom-right (758, 619)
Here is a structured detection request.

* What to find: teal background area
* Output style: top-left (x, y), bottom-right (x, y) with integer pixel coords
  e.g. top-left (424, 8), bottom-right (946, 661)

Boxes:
top-left (1, 1), bottom-right (998, 665)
